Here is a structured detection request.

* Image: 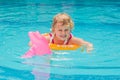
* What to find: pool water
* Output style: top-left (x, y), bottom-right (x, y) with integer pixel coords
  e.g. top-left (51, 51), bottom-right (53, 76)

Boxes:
top-left (0, 0), bottom-right (120, 80)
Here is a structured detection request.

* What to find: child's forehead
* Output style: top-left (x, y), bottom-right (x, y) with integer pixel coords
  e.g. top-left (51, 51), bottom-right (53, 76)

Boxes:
top-left (56, 25), bottom-right (70, 29)
top-left (56, 21), bottom-right (69, 26)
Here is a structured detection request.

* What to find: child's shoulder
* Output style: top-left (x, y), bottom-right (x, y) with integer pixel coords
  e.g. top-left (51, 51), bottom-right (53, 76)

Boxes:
top-left (42, 33), bottom-right (49, 36)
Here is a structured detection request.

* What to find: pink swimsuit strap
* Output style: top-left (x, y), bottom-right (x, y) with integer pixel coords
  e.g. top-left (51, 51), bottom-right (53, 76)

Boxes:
top-left (49, 33), bottom-right (72, 45)
top-left (49, 33), bottom-right (54, 43)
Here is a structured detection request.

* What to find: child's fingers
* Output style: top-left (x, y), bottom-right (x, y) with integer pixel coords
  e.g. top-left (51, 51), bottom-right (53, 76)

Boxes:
top-left (87, 47), bottom-right (94, 53)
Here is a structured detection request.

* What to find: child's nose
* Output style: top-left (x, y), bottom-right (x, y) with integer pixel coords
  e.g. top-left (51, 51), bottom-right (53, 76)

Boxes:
top-left (61, 31), bottom-right (66, 35)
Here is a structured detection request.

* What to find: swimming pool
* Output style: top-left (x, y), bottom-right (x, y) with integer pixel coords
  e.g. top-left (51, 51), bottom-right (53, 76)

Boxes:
top-left (0, 0), bottom-right (120, 80)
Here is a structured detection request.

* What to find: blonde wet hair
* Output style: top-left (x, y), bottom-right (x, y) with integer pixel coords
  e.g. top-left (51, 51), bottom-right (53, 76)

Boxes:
top-left (51, 13), bottom-right (74, 32)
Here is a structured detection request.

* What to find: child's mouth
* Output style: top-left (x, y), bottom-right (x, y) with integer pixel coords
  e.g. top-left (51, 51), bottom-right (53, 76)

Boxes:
top-left (60, 35), bottom-right (67, 38)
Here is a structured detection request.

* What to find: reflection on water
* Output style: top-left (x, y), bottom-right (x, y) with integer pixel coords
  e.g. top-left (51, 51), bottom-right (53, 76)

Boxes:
top-left (22, 55), bottom-right (51, 80)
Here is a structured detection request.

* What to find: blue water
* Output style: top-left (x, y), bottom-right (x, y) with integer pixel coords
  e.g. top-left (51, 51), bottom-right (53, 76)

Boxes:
top-left (0, 0), bottom-right (120, 80)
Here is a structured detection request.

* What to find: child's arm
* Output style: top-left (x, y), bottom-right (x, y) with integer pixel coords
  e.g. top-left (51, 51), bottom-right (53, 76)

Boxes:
top-left (73, 37), bottom-right (93, 53)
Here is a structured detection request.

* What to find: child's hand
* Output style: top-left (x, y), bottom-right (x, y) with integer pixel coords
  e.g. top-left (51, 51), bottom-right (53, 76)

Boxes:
top-left (86, 43), bottom-right (93, 53)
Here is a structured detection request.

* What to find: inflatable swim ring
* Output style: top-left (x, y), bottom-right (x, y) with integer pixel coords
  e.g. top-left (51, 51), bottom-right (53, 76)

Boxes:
top-left (49, 43), bottom-right (80, 50)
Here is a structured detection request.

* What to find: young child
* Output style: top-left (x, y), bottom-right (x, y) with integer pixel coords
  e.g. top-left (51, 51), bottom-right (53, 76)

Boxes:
top-left (30, 13), bottom-right (93, 53)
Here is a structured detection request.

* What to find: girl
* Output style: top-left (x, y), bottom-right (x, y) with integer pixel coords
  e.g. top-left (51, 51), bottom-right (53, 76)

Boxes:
top-left (41, 13), bottom-right (93, 53)
top-left (24, 13), bottom-right (93, 58)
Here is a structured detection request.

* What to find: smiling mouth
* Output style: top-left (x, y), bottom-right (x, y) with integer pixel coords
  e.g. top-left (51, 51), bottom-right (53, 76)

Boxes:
top-left (60, 35), bottom-right (67, 38)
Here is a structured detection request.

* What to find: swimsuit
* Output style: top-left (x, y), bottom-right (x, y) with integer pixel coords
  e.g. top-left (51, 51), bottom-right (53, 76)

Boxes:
top-left (49, 33), bottom-right (72, 45)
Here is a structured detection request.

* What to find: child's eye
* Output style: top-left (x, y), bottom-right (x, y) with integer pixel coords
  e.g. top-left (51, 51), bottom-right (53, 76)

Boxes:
top-left (59, 30), bottom-right (62, 31)
top-left (65, 29), bottom-right (69, 31)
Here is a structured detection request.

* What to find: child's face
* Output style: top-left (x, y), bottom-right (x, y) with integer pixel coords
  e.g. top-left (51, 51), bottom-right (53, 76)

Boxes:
top-left (54, 24), bottom-right (71, 41)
